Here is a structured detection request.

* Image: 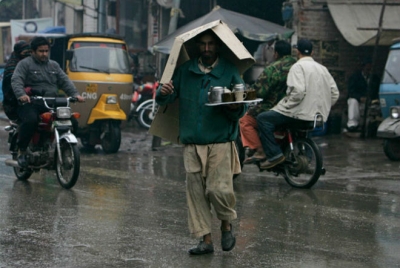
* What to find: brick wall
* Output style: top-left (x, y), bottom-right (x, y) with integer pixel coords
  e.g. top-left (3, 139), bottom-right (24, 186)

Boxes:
top-left (294, 1), bottom-right (390, 116)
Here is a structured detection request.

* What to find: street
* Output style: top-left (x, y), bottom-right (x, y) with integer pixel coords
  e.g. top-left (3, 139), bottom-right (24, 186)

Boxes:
top-left (0, 117), bottom-right (399, 268)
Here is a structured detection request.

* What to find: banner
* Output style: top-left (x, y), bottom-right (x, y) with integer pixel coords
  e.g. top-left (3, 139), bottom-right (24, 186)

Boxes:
top-left (10, 18), bottom-right (53, 47)
top-left (57, 0), bottom-right (83, 5)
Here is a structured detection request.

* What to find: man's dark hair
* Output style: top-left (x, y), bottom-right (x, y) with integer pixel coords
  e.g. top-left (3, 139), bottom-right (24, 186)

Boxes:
top-left (195, 30), bottom-right (221, 45)
top-left (274, 40), bottom-right (292, 57)
top-left (30, 36), bottom-right (50, 51)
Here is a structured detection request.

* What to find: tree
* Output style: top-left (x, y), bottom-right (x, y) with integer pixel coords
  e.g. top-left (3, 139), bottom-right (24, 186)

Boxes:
top-left (0, 0), bottom-right (23, 22)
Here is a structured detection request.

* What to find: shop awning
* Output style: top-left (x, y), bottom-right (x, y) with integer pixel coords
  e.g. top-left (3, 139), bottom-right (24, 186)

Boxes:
top-left (151, 5), bottom-right (294, 54)
top-left (327, 0), bottom-right (400, 46)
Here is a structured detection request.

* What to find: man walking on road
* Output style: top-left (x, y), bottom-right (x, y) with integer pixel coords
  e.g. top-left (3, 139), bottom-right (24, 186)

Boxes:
top-left (156, 30), bottom-right (245, 255)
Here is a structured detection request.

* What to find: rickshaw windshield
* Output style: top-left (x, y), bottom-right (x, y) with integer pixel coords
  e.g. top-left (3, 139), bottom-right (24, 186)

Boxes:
top-left (69, 42), bottom-right (131, 74)
top-left (382, 49), bottom-right (400, 84)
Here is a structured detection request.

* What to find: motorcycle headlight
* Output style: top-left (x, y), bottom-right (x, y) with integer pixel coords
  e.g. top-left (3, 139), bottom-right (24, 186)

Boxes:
top-left (391, 107), bottom-right (400, 119)
top-left (106, 95), bottom-right (117, 104)
top-left (57, 107), bottom-right (71, 118)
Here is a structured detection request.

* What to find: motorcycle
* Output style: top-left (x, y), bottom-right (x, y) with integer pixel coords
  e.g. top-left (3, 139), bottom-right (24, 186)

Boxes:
top-left (128, 81), bottom-right (159, 129)
top-left (236, 113), bottom-right (326, 188)
top-left (4, 96), bottom-right (81, 189)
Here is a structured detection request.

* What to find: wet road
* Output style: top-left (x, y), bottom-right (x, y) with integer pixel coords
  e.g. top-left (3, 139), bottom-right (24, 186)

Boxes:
top-left (0, 117), bottom-right (399, 268)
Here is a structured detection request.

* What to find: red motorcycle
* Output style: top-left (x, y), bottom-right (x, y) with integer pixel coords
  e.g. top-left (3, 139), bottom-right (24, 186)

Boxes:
top-left (128, 81), bottom-right (159, 129)
top-left (4, 96), bottom-right (81, 189)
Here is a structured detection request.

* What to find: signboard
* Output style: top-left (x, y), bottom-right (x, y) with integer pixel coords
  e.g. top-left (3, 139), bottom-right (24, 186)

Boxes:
top-left (0, 22), bottom-right (11, 63)
top-left (57, 0), bottom-right (83, 5)
top-left (10, 18), bottom-right (53, 47)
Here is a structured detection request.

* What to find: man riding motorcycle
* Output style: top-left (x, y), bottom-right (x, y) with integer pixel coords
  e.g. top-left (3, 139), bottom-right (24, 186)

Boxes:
top-left (257, 39), bottom-right (339, 169)
top-left (11, 36), bottom-right (84, 167)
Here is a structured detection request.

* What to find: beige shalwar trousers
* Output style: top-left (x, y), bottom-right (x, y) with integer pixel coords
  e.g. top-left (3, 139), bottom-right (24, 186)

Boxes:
top-left (183, 142), bottom-right (241, 238)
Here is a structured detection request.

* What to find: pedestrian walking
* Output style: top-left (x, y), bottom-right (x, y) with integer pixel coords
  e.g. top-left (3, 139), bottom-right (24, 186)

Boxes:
top-left (156, 30), bottom-right (245, 255)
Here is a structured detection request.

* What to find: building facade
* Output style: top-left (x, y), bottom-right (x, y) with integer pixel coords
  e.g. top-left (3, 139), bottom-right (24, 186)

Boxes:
top-left (288, 0), bottom-right (400, 116)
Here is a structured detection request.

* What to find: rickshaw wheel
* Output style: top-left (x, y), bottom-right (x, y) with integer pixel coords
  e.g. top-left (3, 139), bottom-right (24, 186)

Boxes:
top-left (101, 120), bottom-right (121, 154)
top-left (383, 138), bottom-right (400, 161)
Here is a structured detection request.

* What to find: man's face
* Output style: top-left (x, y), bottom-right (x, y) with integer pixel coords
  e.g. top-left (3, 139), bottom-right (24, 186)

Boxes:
top-left (198, 34), bottom-right (219, 62)
top-left (32, 45), bottom-right (49, 62)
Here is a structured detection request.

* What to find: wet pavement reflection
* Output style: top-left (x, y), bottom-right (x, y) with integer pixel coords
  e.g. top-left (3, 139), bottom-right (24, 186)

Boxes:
top-left (0, 120), bottom-right (399, 267)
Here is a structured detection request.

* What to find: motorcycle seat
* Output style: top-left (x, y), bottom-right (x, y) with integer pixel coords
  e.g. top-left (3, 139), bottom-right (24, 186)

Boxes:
top-left (280, 114), bottom-right (324, 131)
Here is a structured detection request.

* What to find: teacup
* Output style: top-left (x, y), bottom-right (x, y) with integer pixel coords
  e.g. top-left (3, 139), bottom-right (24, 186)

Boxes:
top-left (233, 83), bottom-right (245, 92)
top-left (222, 92), bottom-right (234, 102)
top-left (245, 90), bottom-right (257, 100)
top-left (208, 86), bottom-right (224, 103)
top-left (234, 91), bottom-right (247, 102)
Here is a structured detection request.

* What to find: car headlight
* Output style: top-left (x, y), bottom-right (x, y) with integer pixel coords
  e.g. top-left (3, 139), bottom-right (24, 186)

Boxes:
top-left (391, 107), bottom-right (399, 119)
top-left (57, 107), bottom-right (71, 118)
top-left (106, 95), bottom-right (117, 104)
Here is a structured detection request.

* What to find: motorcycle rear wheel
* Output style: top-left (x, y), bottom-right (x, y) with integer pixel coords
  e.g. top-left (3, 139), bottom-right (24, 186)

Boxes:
top-left (13, 153), bottom-right (33, 181)
top-left (10, 134), bottom-right (33, 181)
top-left (56, 141), bottom-right (80, 189)
top-left (383, 138), bottom-right (400, 161)
top-left (137, 101), bottom-right (157, 129)
top-left (283, 138), bottom-right (322, 189)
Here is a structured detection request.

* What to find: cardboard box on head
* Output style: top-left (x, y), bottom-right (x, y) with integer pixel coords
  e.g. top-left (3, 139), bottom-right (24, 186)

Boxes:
top-left (149, 20), bottom-right (255, 143)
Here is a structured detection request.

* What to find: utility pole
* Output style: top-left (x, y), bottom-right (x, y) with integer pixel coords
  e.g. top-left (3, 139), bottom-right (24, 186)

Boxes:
top-left (152, 0), bottom-right (181, 150)
top-left (360, 0), bottom-right (387, 138)
top-left (97, 0), bottom-right (106, 33)
top-left (168, 0), bottom-right (181, 35)
top-left (22, 0), bottom-right (26, 19)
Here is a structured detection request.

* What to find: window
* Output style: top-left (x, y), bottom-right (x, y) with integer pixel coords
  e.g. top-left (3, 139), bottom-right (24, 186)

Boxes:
top-left (69, 42), bottom-right (130, 74)
top-left (382, 49), bottom-right (400, 84)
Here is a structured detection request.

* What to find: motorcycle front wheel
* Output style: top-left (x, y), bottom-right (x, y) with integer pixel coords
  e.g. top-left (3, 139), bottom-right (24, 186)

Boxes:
top-left (137, 101), bottom-right (157, 129)
top-left (283, 138), bottom-right (322, 189)
top-left (55, 140), bottom-right (80, 189)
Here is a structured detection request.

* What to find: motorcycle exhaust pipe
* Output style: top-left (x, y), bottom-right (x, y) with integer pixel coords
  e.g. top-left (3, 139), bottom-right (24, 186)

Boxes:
top-left (5, 159), bottom-right (20, 168)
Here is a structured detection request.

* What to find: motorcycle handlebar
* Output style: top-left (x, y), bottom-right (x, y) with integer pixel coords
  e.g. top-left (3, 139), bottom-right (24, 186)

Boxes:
top-left (29, 96), bottom-right (77, 109)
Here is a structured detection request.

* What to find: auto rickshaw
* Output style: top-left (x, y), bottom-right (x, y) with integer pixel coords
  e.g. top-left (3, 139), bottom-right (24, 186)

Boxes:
top-left (18, 33), bottom-right (133, 153)
top-left (377, 38), bottom-right (400, 160)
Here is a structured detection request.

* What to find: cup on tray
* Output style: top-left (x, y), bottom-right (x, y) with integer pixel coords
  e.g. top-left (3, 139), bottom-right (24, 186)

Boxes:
top-left (222, 92), bottom-right (234, 102)
top-left (208, 86), bottom-right (224, 103)
top-left (234, 91), bottom-right (247, 102)
top-left (245, 90), bottom-right (257, 100)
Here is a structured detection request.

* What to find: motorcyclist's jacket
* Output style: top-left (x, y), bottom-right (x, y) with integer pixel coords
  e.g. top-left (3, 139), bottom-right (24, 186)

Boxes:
top-left (11, 56), bottom-right (79, 99)
top-left (248, 55), bottom-right (296, 118)
top-left (273, 57), bottom-right (339, 122)
top-left (156, 57), bottom-right (246, 145)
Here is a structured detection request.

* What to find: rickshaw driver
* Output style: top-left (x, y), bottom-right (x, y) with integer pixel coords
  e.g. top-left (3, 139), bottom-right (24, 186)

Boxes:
top-left (11, 36), bottom-right (85, 168)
